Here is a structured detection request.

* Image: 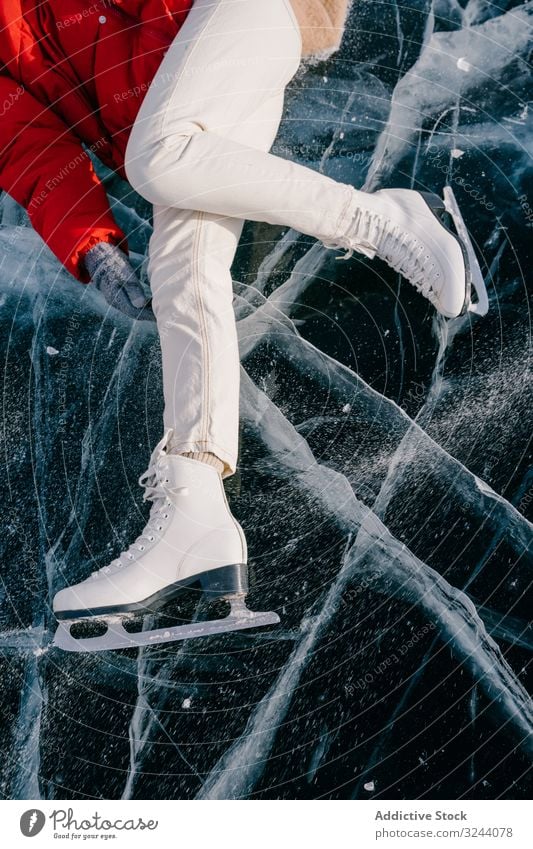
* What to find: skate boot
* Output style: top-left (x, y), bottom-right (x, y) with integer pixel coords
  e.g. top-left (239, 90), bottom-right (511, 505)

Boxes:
top-left (52, 429), bottom-right (280, 652)
top-left (328, 185), bottom-right (489, 318)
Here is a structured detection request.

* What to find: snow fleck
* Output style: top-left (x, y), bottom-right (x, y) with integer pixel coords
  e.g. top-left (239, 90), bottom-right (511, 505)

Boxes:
top-left (182, 698), bottom-right (192, 709)
top-left (364, 780), bottom-right (375, 792)
top-left (46, 346), bottom-right (59, 356)
top-left (451, 148), bottom-right (465, 158)
top-left (339, 132), bottom-right (345, 140)
top-left (323, 76), bottom-right (328, 83)
top-left (456, 57), bottom-right (471, 73)
top-left (342, 404), bottom-right (351, 413)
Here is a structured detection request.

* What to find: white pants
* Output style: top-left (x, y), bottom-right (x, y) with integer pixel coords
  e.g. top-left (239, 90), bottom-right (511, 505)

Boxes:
top-left (124, 0), bottom-right (359, 476)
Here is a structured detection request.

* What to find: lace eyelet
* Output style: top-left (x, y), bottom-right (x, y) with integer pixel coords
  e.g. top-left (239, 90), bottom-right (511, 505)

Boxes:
top-left (148, 536), bottom-right (154, 541)
top-left (139, 545), bottom-right (145, 551)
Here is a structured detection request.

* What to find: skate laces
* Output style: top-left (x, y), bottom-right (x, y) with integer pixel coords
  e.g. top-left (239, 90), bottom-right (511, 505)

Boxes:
top-left (325, 207), bottom-right (442, 300)
top-left (90, 429), bottom-right (187, 579)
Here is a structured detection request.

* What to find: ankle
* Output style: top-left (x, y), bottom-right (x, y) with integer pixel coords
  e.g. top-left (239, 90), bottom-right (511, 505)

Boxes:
top-left (171, 449), bottom-right (225, 476)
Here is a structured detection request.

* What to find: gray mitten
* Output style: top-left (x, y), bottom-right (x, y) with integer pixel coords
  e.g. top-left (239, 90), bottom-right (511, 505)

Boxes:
top-left (84, 242), bottom-right (155, 321)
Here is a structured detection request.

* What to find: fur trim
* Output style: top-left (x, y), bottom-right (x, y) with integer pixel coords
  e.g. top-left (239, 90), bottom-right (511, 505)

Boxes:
top-left (289, 0), bottom-right (351, 57)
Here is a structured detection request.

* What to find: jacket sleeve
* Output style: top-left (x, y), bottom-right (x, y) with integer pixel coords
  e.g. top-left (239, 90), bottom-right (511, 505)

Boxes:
top-left (0, 74), bottom-right (128, 283)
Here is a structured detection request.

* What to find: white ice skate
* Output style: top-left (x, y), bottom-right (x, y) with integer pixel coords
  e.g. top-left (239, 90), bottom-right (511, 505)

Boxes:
top-left (330, 185), bottom-right (489, 318)
top-left (52, 429), bottom-right (279, 652)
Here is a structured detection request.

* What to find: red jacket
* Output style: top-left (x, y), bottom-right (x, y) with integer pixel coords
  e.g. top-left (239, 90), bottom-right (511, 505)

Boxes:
top-left (0, 0), bottom-right (193, 282)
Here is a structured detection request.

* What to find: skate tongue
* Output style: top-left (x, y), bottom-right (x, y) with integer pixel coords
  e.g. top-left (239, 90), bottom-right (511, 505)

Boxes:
top-left (153, 427), bottom-right (175, 459)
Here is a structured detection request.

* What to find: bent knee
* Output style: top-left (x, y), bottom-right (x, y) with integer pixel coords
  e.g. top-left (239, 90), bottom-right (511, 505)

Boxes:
top-left (124, 121), bottom-right (201, 201)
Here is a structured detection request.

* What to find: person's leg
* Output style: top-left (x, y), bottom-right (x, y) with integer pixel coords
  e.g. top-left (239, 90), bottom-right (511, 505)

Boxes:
top-left (149, 206), bottom-right (242, 478)
top-left (51, 91), bottom-right (289, 638)
top-left (149, 88), bottom-right (287, 479)
top-left (125, 0), bottom-right (357, 246)
top-left (125, 0), bottom-right (482, 320)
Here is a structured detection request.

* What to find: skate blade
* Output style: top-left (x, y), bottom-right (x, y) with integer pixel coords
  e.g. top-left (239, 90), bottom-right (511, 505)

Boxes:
top-left (442, 186), bottom-right (489, 317)
top-left (52, 598), bottom-right (281, 653)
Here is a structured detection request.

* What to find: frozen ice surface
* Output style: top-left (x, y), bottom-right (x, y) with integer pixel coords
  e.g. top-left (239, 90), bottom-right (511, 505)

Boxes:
top-left (0, 0), bottom-right (531, 800)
